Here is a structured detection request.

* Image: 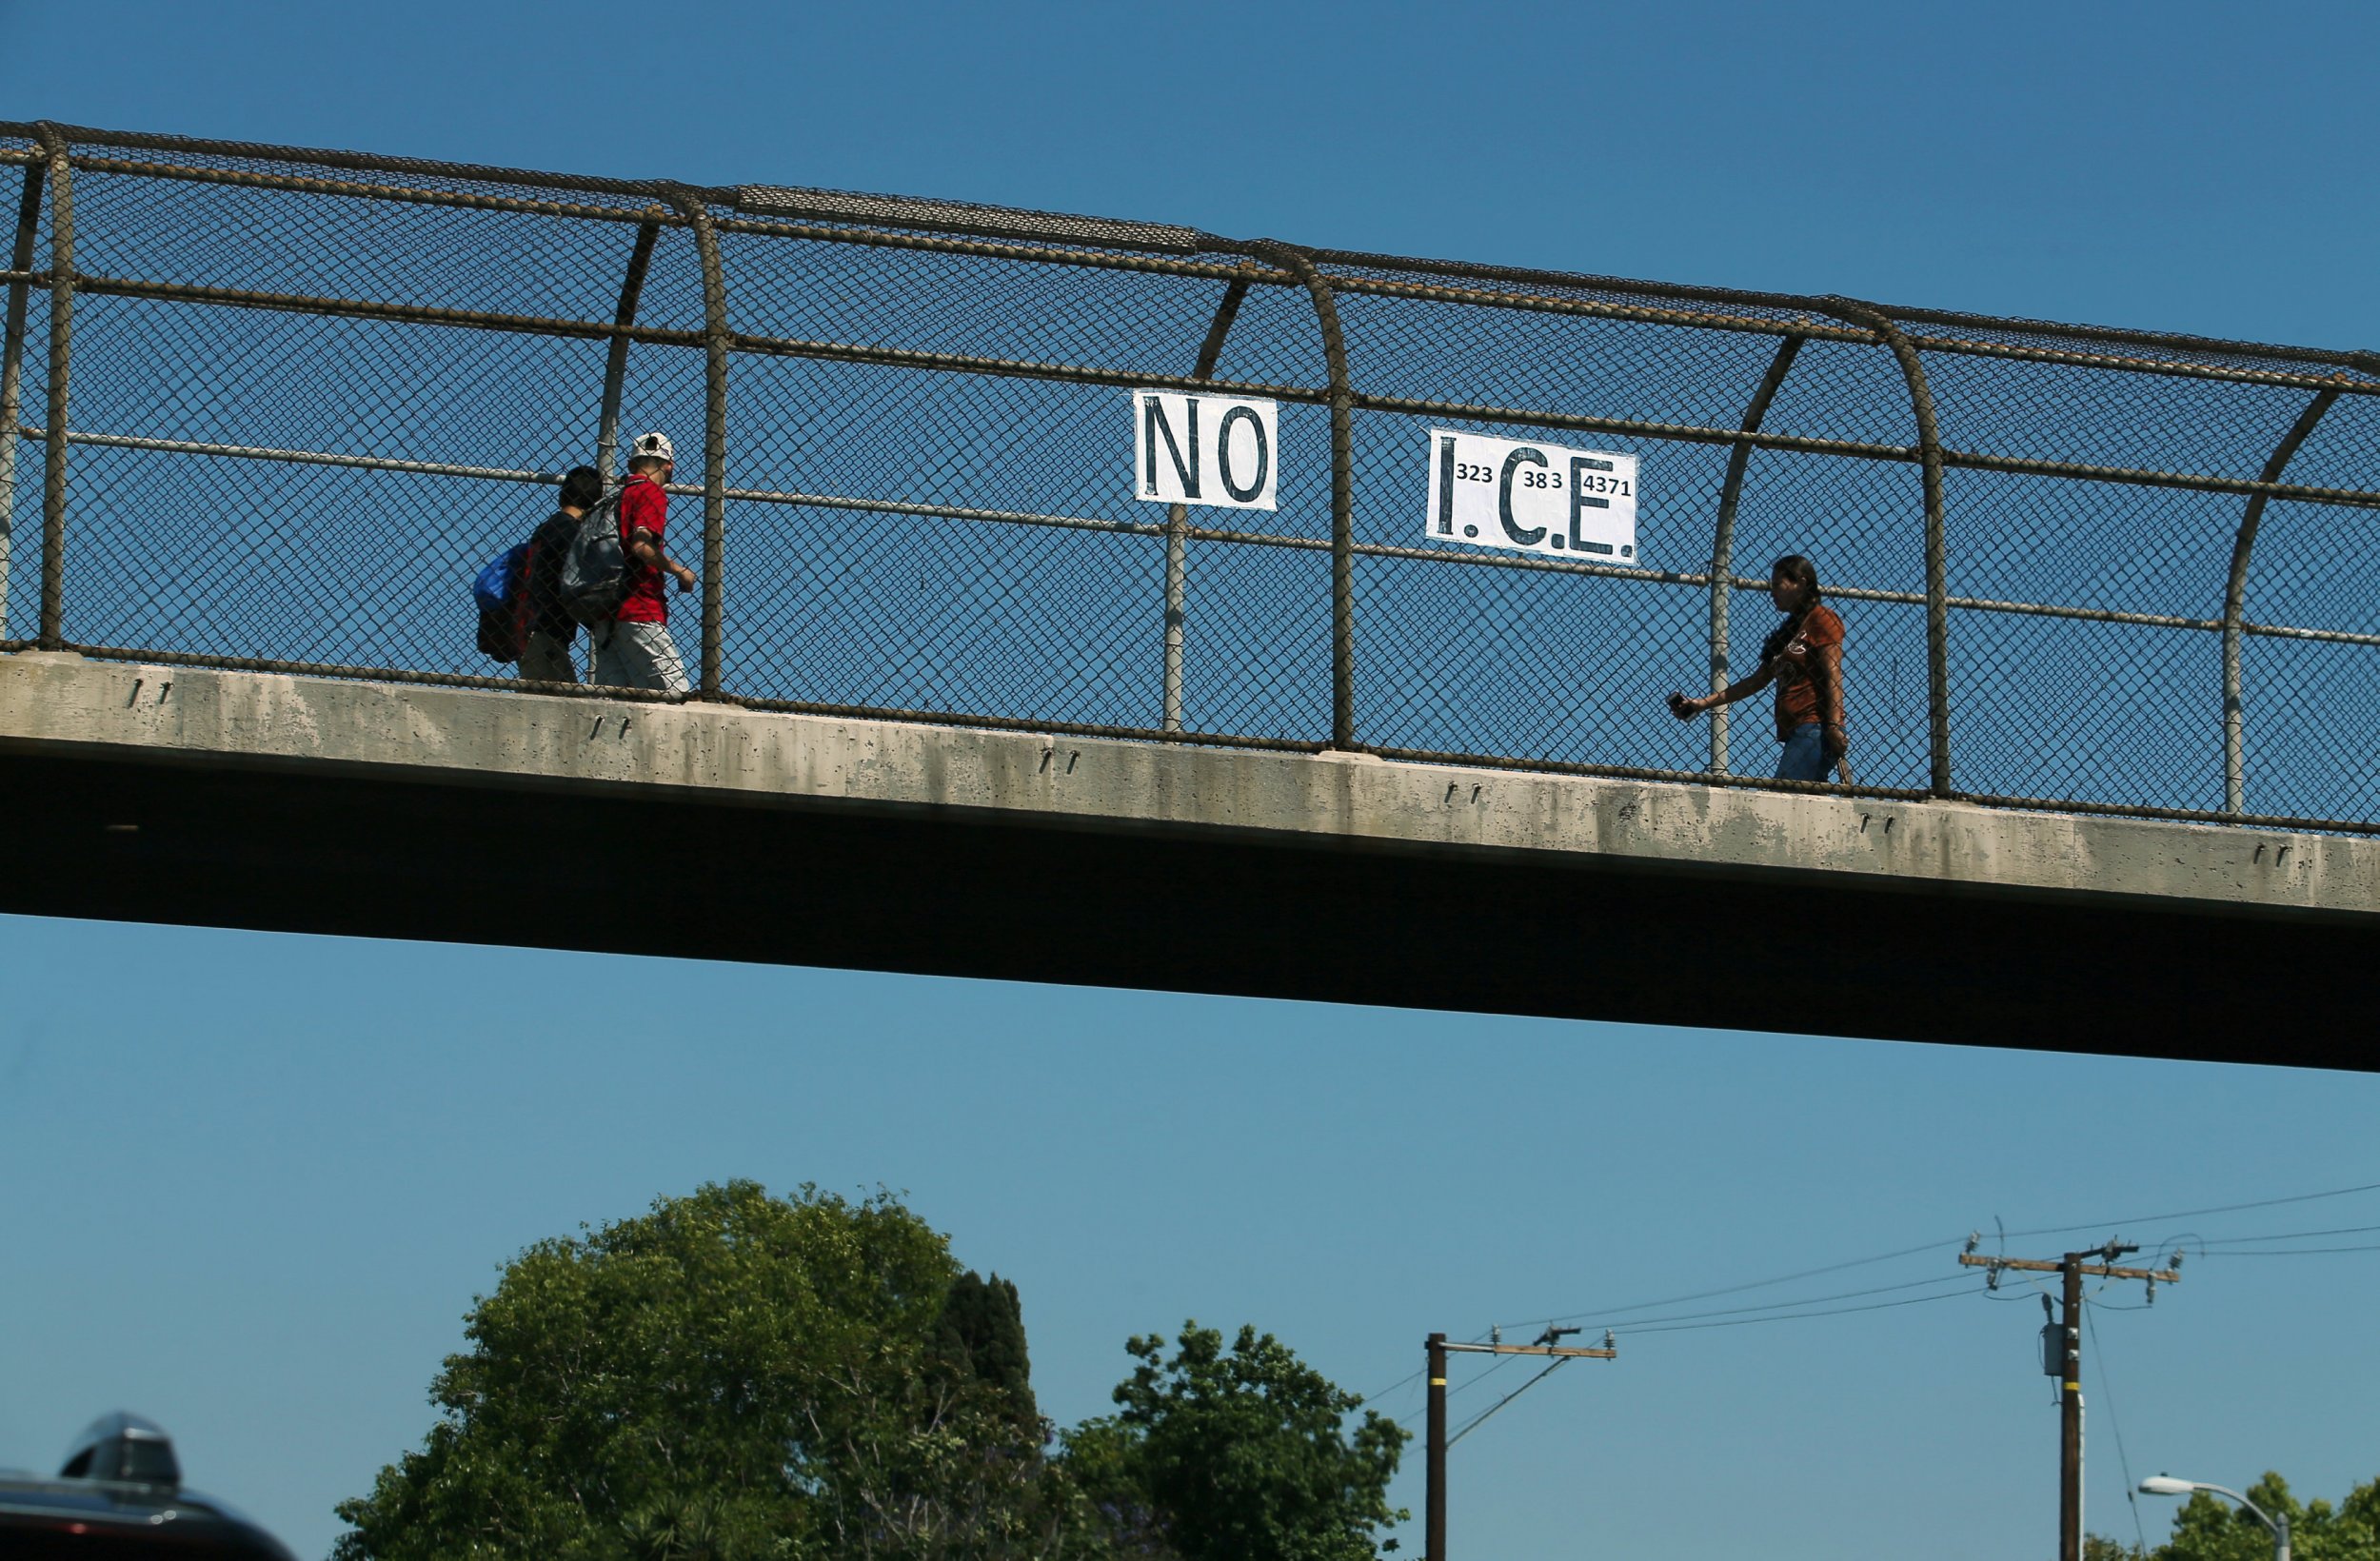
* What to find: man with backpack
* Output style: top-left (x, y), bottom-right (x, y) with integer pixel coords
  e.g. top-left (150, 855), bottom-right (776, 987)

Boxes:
top-left (520, 465), bottom-right (604, 683)
top-left (587, 431), bottom-right (697, 692)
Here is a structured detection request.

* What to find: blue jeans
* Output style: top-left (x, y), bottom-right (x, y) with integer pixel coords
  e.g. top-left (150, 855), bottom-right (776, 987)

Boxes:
top-left (1777, 722), bottom-right (1830, 781)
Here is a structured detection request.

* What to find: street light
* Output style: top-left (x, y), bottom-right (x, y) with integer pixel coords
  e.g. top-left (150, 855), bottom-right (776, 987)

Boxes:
top-left (2138, 1476), bottom-right (2290, 1561)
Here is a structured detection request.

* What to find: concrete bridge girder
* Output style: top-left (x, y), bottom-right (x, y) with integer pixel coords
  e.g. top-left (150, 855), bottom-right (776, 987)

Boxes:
top-left (1, 651), bottom-right (2371, 1061)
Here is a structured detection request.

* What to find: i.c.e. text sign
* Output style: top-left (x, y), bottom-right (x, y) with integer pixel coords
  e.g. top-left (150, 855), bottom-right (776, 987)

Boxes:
top-left (1426, 428), bottom-right (1638, 561)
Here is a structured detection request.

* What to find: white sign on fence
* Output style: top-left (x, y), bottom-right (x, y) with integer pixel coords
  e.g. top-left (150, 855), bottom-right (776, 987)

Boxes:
top-left (1133, 390), bottom-right (1278, 511)
top-left (1425, 428), bottom-right (1638, 562)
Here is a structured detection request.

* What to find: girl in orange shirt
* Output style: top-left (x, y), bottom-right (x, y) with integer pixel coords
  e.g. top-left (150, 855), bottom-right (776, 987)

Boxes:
top-left (1667, 554), bottom-right (1846, 782)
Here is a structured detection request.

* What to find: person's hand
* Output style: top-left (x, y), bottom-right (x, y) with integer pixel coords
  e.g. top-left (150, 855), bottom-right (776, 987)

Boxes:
top-left (1666, 691), bottom-right (1705, 720)
top-left (671, 563), bottom-right (697, 593)
top-left (1820, 722), bottom-right (1848, 761)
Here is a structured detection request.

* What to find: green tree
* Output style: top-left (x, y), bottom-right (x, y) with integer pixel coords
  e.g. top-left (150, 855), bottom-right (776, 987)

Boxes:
top-left (1065, 1321), bottom-right (1409, 1561)
top-left (935, 1271), bottom-right (1039, 1433)
top-left (332, 1181), bottom-right (1082, 1561)
top-left (2094, 1472), bottom-right (2380, 1561)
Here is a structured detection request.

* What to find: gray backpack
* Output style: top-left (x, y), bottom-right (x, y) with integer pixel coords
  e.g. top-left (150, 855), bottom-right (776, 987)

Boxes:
top-left (557, 484), bottom-right (630, 627)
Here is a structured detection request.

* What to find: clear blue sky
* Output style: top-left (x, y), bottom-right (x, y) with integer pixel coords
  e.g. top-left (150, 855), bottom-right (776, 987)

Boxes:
top-left (4, 4), bottom-right (2377, 1559)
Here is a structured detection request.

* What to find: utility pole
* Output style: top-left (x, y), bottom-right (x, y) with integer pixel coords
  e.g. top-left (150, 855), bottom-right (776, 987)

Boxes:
top-left (1961, 1241), bottom-right (2179, 1561)
top-left (1423, 1329), bottom-right (1616, 1561)
top-left (2061, 1253), bottom-right (2087, 1561)
top-left (1426, 1333), bottom-right (1447, 1561)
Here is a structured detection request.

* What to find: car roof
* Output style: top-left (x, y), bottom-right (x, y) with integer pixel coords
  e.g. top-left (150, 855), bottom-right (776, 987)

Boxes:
top-left (0, 1472), bottom-right (295, 1560)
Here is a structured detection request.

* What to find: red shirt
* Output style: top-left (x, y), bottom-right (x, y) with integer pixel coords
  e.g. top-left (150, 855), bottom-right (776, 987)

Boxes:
top-left (615, 475), bottom-right (668, 623)
top-left (1773, 603), bottom-right (1844, 740)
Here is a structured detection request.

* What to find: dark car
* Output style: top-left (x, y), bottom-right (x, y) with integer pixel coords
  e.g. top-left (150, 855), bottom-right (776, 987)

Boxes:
top-left (0, 1412), bottom-right (294, 1559)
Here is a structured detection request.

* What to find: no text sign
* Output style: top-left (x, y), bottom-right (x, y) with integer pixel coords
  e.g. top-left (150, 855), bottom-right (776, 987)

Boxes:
top-left (1133, 390), bottom-right (1278, 511)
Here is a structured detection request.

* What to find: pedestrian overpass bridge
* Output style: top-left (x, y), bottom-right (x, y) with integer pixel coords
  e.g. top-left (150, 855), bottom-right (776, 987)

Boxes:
top-left (2, 124), bottom-right (2374, 1061)
top-left (8, 650), bottom-right (2371, 1060)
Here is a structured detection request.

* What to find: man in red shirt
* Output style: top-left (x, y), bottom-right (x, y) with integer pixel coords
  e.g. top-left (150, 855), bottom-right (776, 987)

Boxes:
top-left (589, 430), bottom-right (698, 692)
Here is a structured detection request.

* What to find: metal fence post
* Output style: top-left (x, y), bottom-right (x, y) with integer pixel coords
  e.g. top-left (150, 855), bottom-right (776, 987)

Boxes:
top-left (1161, 272), bottom-right (1256, 734)
top-left (32, 125), bottom-right (72, 652)
top-left (0, 153), bottom-right (47, 640)
top-left (1818, 298), bottom-right (1952, 796)
top-left (2222, 386), bottom-right (2339, 815)
top-left (1707, 333), bottom-right (1806, 774)
top-left (1249, 241), bottom-right (1358, 749)
top-left (665, 187), bottom-right (730, 699)
top-left (595, 215), bottom-right (664, 484)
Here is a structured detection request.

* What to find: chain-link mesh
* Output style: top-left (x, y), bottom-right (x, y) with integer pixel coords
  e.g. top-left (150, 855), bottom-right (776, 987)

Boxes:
top-left (4, 122), bottom-right (2376, 832)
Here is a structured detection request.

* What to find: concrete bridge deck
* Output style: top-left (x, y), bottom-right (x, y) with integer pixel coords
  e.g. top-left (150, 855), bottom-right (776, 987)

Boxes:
top-left (3, 651), bottom-right (2370, 1063)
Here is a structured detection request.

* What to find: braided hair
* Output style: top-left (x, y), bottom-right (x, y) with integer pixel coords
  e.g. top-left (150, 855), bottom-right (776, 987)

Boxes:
top-left (1757, 554), bottom-right (1823, 666)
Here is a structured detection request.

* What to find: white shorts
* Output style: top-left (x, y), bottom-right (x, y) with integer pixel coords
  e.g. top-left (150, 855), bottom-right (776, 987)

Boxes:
top-left (589, 620), bottom-right (688, 694)
top-left (518, 629), bottom-right (578, 685)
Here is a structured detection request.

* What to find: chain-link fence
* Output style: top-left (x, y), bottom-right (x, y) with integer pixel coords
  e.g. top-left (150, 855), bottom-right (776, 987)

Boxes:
top-left (5, 122), bottom-right (2375, 833)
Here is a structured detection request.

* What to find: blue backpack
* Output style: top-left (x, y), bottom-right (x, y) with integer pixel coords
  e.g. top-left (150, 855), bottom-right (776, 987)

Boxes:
top-left (473, 543), bottom-right (530, 662)
top-left (473, 543), bottom-right (527, 613)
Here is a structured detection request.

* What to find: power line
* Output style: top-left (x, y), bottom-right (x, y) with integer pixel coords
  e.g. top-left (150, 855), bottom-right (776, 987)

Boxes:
top-left (1456, 1351), bottom-right (1521, 1386)
top-left (2192, 1221), bottom-right (2380, 1246)
top-left (1619, 1281), bottom-right (1989, 1335)
top-left (1996, 1178), bottom-right (2380, 1242)
top-left (1442, 1351), bottom-right (1522, 1403)
top-left (2132, 1230), bottom-right (2208, 1263)
top-left (2085, 1300), bottom-right (2151, 1553)
top-left (2106, 1222), bottom-right (2380, 1263)
top-left (1552, 1271), bottom-right (1979, 1334)
top-left (1397, 1348), bottom-right (1525, 1428)
top-left (1446, 1357), bottom-right (1571, 1448)
top-left (1373, 1179), bottom-right (2380, 1450)
top-left (1502, 1235), bottom-right (1962, 1332)
top-left (1373, 1326), bottom-right (1497, 1411)
top-left (1504, 1176), bottom-right (2380, 1333)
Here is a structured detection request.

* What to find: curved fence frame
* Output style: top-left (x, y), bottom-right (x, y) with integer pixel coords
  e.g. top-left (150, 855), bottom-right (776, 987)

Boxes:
top-left (3, 120), bottom-right (2376, 834)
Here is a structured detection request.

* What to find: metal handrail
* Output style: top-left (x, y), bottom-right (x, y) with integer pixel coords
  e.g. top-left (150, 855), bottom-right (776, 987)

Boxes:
top-left (1, 121), bottom-right (2372, 834)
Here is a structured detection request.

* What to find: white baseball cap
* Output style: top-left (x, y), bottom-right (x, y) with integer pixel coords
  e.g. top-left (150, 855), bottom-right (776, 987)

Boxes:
top-left (631, 431), bottom-right (676, 464)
